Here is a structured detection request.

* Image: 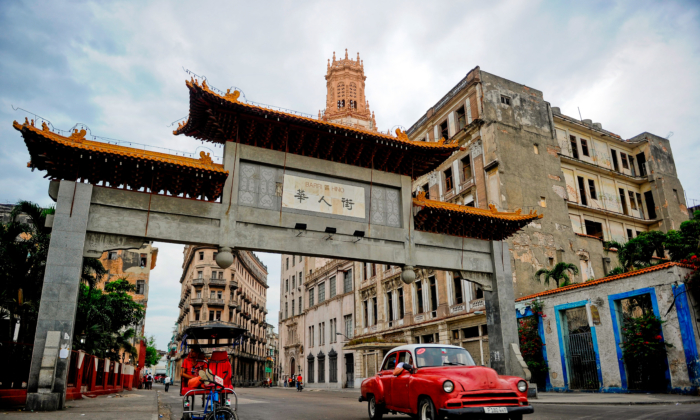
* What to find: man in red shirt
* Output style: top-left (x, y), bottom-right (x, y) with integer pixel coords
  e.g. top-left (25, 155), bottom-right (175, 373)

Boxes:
top-left (296, 374), bottom-right (302, 392)
top-left (181, 349), bottom-right (208, 389)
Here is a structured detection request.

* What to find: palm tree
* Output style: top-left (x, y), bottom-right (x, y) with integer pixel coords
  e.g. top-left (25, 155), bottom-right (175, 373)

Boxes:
top-left (534, 262), bottom-right (579, 288)
top-left (81, 257), bottom-right (107, 289)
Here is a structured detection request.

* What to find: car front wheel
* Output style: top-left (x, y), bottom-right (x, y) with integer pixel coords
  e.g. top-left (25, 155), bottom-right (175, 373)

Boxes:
top-left (417, 397), bottom-right (438, 420)
top-left (368, 395), bottom-right (384, 420)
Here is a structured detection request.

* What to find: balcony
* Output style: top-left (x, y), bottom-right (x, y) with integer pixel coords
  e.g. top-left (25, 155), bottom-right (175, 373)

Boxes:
top-left (208, 277), bottom-right (227, 287)
top-left (191, 298), bottom-right (203, 306)
top-left (229, 279), bottom-right (238, 290)
top-left (207, 298), bottom-right (225, 306)
top-left (192, 278), bottom-right (205, 286)
top-left (252, 302), bottom-right (260, 309)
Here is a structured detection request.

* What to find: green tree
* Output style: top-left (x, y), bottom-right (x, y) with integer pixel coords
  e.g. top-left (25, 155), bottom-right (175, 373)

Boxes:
top-left (73, 278), bottom-right (145, 361)
top-left (0, 201), bottom-right (54, 342)
top-left (534, 262), bottom-right (579, 288)
top-left (665, 210), bottom-right (700, 261)
top-left (144, 335), bottom-right (160, 368)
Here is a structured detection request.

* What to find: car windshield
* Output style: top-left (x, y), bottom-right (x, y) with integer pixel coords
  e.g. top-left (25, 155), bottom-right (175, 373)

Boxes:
top-left (415, 347), bottom-right (476, 368)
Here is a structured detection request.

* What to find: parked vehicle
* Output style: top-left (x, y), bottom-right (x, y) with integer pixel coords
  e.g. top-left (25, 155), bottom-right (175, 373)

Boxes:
top-left (359, 344), bottom-right (533, 420)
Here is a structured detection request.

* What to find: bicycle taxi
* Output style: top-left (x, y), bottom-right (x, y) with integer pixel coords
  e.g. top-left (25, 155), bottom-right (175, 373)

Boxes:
top-left (180, 322), bottom-right (245, 420)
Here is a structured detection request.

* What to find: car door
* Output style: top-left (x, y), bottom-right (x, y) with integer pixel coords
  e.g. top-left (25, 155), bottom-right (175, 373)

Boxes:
top-left (392, 351), bottom-right (414, 410)
top-left (379, 352), bottom-right (398, 407)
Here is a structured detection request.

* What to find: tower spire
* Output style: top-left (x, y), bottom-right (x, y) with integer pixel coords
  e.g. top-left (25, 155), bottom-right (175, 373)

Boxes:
top-left (323, 50), bottom-right (376, 131)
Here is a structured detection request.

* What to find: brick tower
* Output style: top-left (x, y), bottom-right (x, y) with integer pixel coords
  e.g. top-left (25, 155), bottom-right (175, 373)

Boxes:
top-left (320, 49), bottom-right (377, 131)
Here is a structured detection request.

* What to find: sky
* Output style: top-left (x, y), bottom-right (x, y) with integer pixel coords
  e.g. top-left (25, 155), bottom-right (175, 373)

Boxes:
top-left (1, 0), bottom-right (699, 349)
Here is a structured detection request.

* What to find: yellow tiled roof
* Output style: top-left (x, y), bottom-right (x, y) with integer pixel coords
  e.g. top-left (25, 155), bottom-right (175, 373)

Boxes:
top-left (412, 192), bottom-right (544, 222)
top-left (14, 119), bottom-right (227, 173)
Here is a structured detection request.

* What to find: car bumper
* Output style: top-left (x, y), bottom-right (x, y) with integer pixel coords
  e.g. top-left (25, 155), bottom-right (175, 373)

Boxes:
top-left (439, 405), bottom-right (534, 417)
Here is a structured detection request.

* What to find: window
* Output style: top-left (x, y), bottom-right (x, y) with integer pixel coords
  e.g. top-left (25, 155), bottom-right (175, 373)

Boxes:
top-left (453, 276), bottom-right (463, 304)
top-left (285, 279), bottom-right (289, 292)
top-left (286, 258), bottom-right (289, 270)
top-left (500, 95), bottom-right (511, 106)
top-left (445, 168), bottom-right (453, 192)
top-left (533, 144), bottom-right (539, 154)
top-left (136, 280), bottom-right (145, 295)
top-left (421, 182), bottom-right (430, 199)
top-left (108, 251), bottom-right (118, 260)
top-left (215, 311), bottom-right (221, 320)
top-left (308, 356), bottom-right (314, 383)
top-left (292, 255), bottom-right (296, 266)
top-left (199, 252), bottom-right (204, 260)
top-left (626, 229), bottom-right (634, 240)
top-left (329, 276), bottom-right (336, 298)
top-left (382, 352), bottom-right (398, 371)
top-left (318, 353), bottom-right (325, 383)
top-left (629, 156), bottom-right (636, 176)
top-left (462, 326), bottom-right (479, 338)
top-left (387, 292), bottom-right (394, 322)
top-left (621, 152), bottom-right (629, 169)
top-left (398, 288), bottom-right (405, 319)
top-left (344, 270), bottom-right (353, 293)
top-left (309, 326), bottom-right (314, 347)
top-left (217, 291), bottom-right (222, 299)
top-left (196, 289), bottom-right (202, 298)
top-left (198, 271), bottom-right (203, 279)
top-left (292, 275), bottom-right (295, 289)
top-left (569, 135), bottom-right (579, 159)
top-left (363, 264), bottom-right (368, 281)
top-left (372, 297), bottom-right (378, 326)
top-left (619, 188), bottom-right (629, 215)
top-left (416, 281), bottom-right (424, 314)
top-left (309, 288), bottom-right (314, 306)
top-left (584, 219), bottom-right (604, 239)
top-left (644, 191), bottom-right (657, 219)
top-left (628, 191), bottom-right (638, 210)
top-left (580, 139), bottom-right (590, 156)
top-left (139, 253), bottom-right (147, 268)
top-left (330, 318), bottom-right (335, 343)
top-left (429, 277), bottom-right (438, 312)
top-left (345, 314), bottom-right (353, 338)
top-left (209, 310), bottom-right (214, 321)
top-left (611, 149), bottom-right (620, 172)
top-left (195, 310), bottom-right (200, 321)
top-left (318, 282), bottom-right (325, 303)
top-left (440, 120), bottom-right (449, 140)
top-left (636, 193), bottom-right (645, 219)
top-left (371, 264), bottom-right (376, 277)
top-left (363, 300), bottom-right (368, 327)
top-left (213, 252), bottom-right (218, 261)
top-left (329, 351), bottom-right (338, 383)
top-left (285, 302), bottom-right (288, 319)
top-left (461, 155), bottom-right (472, 180)
top-left (637, 152), bottom-right (648, 176)
top-left (588, 179), bottom-right (597, 200)
top-left (292, 300), bottom-right (295, 317)
top-left (320, 323), bottom-right (325, 346)
top-left (673, 189), bottom-right (681, 204)
top-left (577, 176), bottom-right (588, 205)
top-left (456, 106), bottom-right (466, 130)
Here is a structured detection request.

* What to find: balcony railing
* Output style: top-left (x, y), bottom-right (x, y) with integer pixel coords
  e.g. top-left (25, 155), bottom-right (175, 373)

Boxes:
top-left (207, 298), bottom-right (225, 306)
top-left (192, 278), bottom-right (205, 286)
top-left (191, 298), bottom-right (204, 305)
top-left (208, 278), bottom-right (227, 287)
top-left (229, 279), bottom-right (238, 290)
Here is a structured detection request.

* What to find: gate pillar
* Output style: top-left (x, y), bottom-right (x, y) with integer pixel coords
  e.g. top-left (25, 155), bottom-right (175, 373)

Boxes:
top-left (26, 181), bottom-right (93, 411)
top-left (482, 241), bottom-right (519, 376)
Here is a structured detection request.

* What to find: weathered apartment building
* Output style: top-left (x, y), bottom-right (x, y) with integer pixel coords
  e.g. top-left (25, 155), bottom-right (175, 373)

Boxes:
top-left (173, 246), bottom-right (270, 386)
top-left (408, 66), bottom-right (688, 298)
top-left (97, 243), bottom-right (158, 363)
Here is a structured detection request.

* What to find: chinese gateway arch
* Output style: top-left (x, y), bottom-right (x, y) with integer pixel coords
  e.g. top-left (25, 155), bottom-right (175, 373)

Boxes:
top-left (13, 78), bottom-right (541, 410)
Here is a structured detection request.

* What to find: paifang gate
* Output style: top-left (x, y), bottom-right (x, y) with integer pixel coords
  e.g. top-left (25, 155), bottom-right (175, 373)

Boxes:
top-left (13, 77), bottom-right (542, 411)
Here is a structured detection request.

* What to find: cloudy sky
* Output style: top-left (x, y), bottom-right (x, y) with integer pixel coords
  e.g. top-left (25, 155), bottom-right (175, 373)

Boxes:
top-left (2, 0), bottom-right (699, 349)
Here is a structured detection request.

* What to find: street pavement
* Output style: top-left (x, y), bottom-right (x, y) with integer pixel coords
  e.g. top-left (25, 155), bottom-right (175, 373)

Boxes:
top-left (156, 383), bottom-right (700, 420)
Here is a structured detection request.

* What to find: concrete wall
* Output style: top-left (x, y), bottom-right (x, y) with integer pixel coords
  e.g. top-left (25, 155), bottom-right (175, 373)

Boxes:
top-left (520, 265), bottom-right (698, 393)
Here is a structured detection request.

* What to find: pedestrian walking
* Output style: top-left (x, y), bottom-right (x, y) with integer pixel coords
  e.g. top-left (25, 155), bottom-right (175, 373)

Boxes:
top-left (164, 375), bottom-right (171, 392)
top-left (296, 374), bottom-right (302, 392)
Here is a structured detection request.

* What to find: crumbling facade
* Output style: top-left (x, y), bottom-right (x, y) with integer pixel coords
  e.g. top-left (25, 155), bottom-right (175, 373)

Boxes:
top-left (406, 67), bottom-right (689, 298)
top-left (173, 246), bottom-right (269, 386)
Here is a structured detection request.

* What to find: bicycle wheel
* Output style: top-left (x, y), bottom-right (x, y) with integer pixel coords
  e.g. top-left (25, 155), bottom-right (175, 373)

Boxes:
top-left (204, 407), bottom-right (238, 420)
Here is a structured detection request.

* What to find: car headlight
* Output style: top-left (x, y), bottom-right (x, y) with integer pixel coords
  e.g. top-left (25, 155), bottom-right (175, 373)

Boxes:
top-left (443, 380), bottom-right (454, 393)
top-left (517, 380), bottom-right (528, 393)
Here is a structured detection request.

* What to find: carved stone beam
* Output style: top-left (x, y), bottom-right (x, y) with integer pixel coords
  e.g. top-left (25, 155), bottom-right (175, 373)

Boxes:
top-left (83, 233), bottom-right (149, 258)
top-left (458, 270), bottom-right (493, 292)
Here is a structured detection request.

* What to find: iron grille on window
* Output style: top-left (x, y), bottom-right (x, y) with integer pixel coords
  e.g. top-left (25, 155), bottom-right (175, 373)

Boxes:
top-left (329, 349), bottom-right (338, 383)
top-left (307, 355), bottom-right (314, 383)
top-left (317, 351), bottom-right (326, 383)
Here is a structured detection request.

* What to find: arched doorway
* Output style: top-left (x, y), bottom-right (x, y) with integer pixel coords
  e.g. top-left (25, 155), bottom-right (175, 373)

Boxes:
top-left (290, 357), bottom-right (296, 377)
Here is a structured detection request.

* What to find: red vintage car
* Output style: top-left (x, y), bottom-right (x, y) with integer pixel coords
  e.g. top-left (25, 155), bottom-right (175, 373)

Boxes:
top-left (359, 344), bottom-right (533, 420)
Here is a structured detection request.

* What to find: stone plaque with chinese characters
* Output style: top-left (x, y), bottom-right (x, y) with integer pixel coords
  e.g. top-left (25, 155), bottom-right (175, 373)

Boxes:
top-left (282, 174), bottom-right (365, 219)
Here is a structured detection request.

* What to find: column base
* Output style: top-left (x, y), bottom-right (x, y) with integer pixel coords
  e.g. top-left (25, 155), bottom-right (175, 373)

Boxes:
top-left (25, 392), bottom-right (64, 411)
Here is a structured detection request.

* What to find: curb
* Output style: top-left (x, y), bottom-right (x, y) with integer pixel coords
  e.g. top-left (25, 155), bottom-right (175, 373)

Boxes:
top-left (530, 400), bottom-right (700, 406)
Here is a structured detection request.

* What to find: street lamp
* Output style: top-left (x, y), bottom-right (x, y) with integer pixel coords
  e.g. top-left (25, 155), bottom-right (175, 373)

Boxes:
top-left (336, 332), bottom-right (352, 342)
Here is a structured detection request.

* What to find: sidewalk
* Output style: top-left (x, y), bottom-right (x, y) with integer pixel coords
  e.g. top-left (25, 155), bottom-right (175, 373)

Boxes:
top-left (532, 392), bottom-right (700, 405)
top-left (0, 389), bottom-right (158, 419)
